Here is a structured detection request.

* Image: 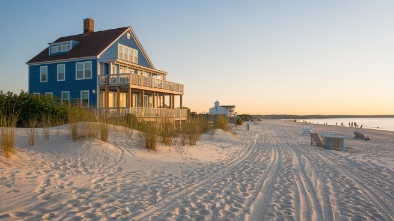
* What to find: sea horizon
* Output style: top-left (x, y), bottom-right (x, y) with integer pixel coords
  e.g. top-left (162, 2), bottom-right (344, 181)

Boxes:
top-left (295, 117), bottom-right (394, 132)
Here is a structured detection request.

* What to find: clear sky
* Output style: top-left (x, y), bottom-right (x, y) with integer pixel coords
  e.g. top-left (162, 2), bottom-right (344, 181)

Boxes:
top-left (1, 0), bottom-right (393, 115)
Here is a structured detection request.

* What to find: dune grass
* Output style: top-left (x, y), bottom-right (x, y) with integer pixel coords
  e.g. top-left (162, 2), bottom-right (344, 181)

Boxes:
top-left (0, 95), bottom-right (232, 155)
top-left (0, 112), bottom-right (19, 157)
top-left (27, 118), bottom-right (37, 146)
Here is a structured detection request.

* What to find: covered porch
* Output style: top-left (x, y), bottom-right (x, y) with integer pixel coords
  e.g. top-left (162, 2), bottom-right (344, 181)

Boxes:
top-left (98, 86), bottom-right (186, 120)
top-left (98, 59), bottom-right (186, 120)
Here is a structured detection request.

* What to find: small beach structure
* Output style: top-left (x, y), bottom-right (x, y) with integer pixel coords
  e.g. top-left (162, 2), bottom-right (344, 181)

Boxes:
top-left (27, 18), bottom-right (186, 120)
top-left (208, 101), bottom-right (236, 117)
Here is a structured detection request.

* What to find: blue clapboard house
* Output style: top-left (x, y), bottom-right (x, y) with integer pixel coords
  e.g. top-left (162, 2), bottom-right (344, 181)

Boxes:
top-left (27, 18), bottom-right (186, 120)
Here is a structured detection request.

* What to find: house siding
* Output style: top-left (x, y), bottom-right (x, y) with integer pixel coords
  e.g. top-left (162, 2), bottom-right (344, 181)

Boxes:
top-left (100, 30), bottom-right (151, 68)
top-left (28, 58), bottom-right (98, 106)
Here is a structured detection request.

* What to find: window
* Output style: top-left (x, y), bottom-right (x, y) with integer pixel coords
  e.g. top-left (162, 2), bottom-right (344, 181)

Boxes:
top-left (117, 44), bottom-right (138, 63)
top-left (57, 64), bottom-right (65, 81)
top-left (40, 66), bottom-right (48, 82)
top-left (118, 44), bottom-right (123, 60)
top-left (51, 41), bottom-right (72, 53)
top-left (45, 92), bottom-right (53, 98)
top-left (76, 61), bottom-right (92, 80)
top-left (80, 90), bottom-right (89, 107)
top-left (33, 93), bottom-right (40, 96)
top-left (133, 49), bottom-right (138, 63)
top-left (128, 48), bottom-right (132, 62)
top-left (61, 91), bottom-right (70, 104)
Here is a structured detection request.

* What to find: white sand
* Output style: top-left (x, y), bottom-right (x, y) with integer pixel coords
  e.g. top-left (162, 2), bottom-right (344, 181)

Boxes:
top-left (0, 120), bottom-right (393, 220)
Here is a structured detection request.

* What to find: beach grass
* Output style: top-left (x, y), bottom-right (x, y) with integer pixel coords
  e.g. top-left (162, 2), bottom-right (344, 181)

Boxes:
top-left (0, 112), bottom-right (19, 157)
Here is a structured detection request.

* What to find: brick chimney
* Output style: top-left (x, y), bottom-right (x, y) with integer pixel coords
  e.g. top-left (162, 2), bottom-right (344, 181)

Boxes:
top-left (83, 18), bottom-right (94, 35)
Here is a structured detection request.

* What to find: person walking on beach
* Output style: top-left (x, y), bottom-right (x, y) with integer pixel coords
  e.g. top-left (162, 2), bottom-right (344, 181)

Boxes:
top-left (349, 122), bottom-right (351, 127)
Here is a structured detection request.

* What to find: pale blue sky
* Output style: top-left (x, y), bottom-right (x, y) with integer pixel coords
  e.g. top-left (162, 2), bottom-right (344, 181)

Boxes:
top-left (1, 1), bottom-right (393, 114)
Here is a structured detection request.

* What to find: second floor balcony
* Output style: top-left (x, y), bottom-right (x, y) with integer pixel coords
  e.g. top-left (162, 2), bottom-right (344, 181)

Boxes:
top-left (99, 73), bottom-right (184, 94)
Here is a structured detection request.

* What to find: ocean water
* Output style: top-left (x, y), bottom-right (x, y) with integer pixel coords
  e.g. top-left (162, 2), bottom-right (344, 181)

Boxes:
top-left (297, 118), bottom-right (394, 132)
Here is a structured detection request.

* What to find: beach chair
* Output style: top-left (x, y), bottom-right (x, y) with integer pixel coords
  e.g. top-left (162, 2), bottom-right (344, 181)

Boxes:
top-left (310, 132), bottom-right (325, 147)
top-left (354, 131), bottom-right (370, 140)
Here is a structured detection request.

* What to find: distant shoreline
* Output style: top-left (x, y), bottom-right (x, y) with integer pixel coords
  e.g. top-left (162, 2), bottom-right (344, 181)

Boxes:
top-left (254, 115), bottom-right (394, 119)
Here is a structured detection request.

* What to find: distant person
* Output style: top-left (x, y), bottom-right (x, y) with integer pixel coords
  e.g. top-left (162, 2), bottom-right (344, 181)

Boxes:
top-left (349, 122), bottom-right (350, 127)
top-left (336, 122), bottom-right (337, 126)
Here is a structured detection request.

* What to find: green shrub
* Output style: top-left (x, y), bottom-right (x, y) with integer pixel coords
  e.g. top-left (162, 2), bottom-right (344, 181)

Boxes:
top-left (236, 117), bottom-right (243, 125)
top-left (214, 115), bottom-right (228, 131)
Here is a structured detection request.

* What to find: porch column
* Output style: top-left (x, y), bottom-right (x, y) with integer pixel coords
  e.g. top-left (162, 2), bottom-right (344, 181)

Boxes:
top-left (127, 88), bottom-right (131, 108)
top-left (142, 90), bottom-right (145, 108)
top-left (130, 88), bottom-right (133, 108)
top-left (105, 86), bottom-right (109, 108)
top-left (162, 93), bottom-right (166, 108)
top-left (153, 91), bottom-right (156, 108)
top-left (180, 95), bottom-right (183, 109)
top-left (172, 95), bottom-right (175, 109)
top-left (117, 87), bottom-right (120, 115)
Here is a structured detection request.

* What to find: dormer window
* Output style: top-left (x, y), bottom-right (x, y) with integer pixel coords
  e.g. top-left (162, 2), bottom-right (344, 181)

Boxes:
top-left (49, 40), bottom-right (77, 55)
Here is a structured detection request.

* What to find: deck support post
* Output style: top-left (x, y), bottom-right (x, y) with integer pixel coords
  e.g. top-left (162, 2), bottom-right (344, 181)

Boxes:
top-left (105, 86), bottom-right (109, 108)
top-left (153, 91), bottom-right (156, 108)
top-left (117, 87), bottom-right (120, 116)
top-left (180, 95), bottom-right (183, 109)
top-left (162, 93), bottom-right (166, 108)
top-left (129, 88), bottom-right (133, 108)
top-left (142, 90), bottom-right (145, 108)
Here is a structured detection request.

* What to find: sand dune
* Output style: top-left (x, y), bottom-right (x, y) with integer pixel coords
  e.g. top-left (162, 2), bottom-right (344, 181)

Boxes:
top-left (1, 120), bottom-right (393, 220)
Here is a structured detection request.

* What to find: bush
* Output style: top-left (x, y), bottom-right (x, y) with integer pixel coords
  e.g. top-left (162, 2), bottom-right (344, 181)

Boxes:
top-left (214, 115), bottom-right (228, 131)
top-left (236, 117), bottom-right (243, 125)
top-left (0, 90), bottom-right (67, 127)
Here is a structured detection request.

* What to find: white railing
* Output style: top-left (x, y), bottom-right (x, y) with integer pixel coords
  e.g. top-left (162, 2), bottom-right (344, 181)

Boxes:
top-left (99, 107), bottom-right (188, 120)
top-left (99, 73), bottom-right (184, 93)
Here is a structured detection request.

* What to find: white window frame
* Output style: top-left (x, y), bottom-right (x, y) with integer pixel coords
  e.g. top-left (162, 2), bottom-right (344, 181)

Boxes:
top-left (75, 61), bottom-right (92, 80)
top-left (118, 43), bottom-right (138, 63)
top-left (128, 48), bottom-right (132, 62)
top-left (50, 41), bottom-right (72, 54)
top-left (45, 92), bottom-right (53, 98)
top-left (133, 49), bottom-right (138, 63)
top-left (80, 90), bottom-right (89, 107)
top-left (33, 92), bottom-right (40, 96)
top-left (118, 44), bottom-right (123, 60)
top-left (57, 64), bottom-right (65, 81)
top-left (61, 91), bottom-right (70, 104)
top-left (40, 66), bottom-right (48, 82)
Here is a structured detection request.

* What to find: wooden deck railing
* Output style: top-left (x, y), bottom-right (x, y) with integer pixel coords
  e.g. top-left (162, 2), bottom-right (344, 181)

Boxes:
top-left (99, 74), bottom-right (184, 93)
top-left (99, 107), bottom-right (188, 120)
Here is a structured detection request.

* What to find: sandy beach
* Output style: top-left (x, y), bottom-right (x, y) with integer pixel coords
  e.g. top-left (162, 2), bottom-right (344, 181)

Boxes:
top-left (1, 120), bottom-right (393, 220)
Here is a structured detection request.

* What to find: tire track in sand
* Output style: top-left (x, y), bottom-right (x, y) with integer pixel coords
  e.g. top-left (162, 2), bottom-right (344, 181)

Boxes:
top-left (244, 137), bottom-right (280, 221)
top-left (316, 151), bottom-right (394, 220)
top-left (131, 133), bottom-right (260, 220)
top-left (284, 143), bottom-right (324, 221)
